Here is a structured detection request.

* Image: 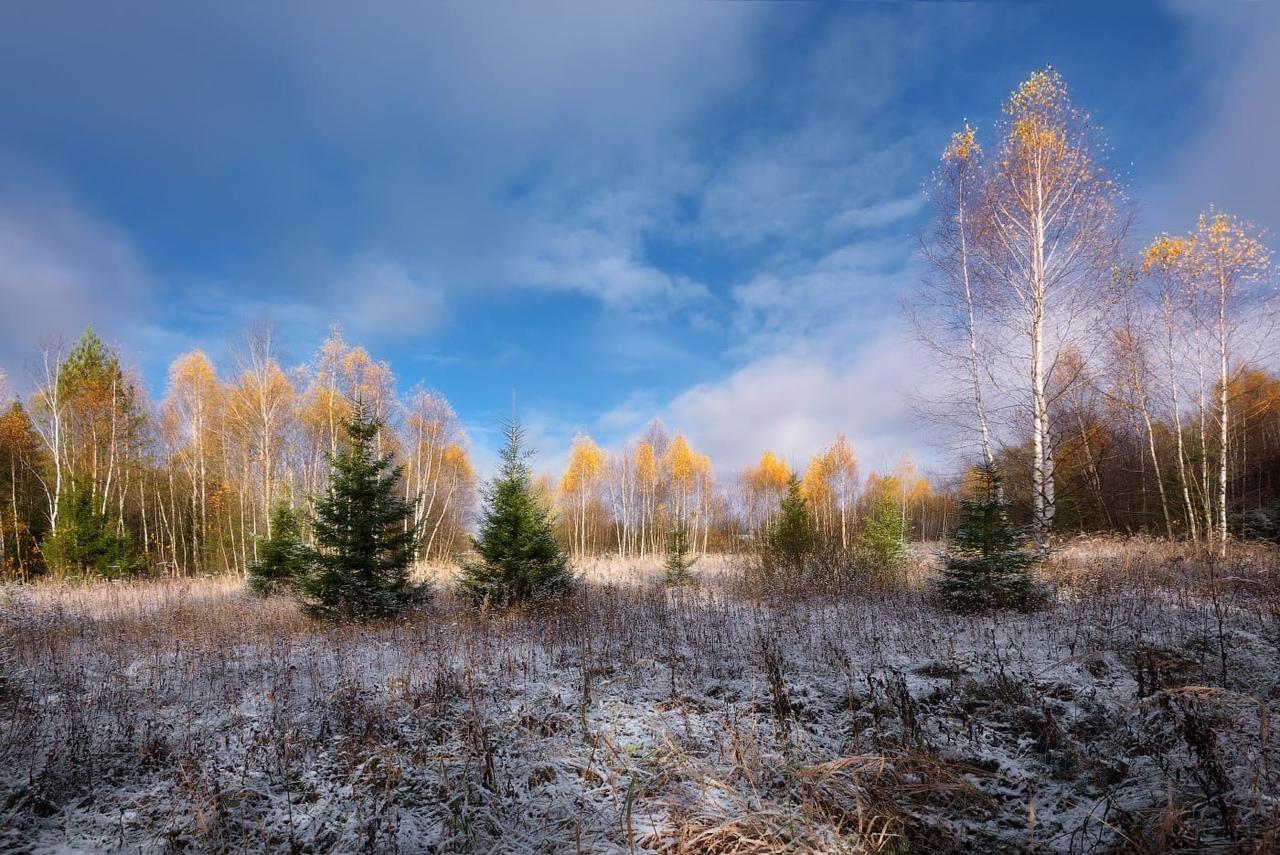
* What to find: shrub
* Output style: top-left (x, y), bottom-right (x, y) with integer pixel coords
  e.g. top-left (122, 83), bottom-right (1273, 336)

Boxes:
top-left (0, 625), bottom-right (12, 699)
top-left (935, 462), bottom-right (1047, 613)
top-left (0, 585), bottom-right (22, 699)
top-left (0, 639), bottom-right (11, 701)
top-left (1238, 503), bottom-right (1280, 543)
top-left (459, 419), bottom-right (575, 607)
top-left (247, 504), bottom-right (309, 596)
top-left (663, 522), bottom-right (697, 586)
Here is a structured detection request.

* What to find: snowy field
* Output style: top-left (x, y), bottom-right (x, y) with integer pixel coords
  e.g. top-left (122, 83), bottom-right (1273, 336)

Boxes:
top-left (1, 541), bottom-right (1278, 853)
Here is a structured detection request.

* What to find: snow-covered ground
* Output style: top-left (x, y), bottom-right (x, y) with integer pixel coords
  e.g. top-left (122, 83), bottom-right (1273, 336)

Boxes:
top-left (1, 542), bottom-right (1278, 853)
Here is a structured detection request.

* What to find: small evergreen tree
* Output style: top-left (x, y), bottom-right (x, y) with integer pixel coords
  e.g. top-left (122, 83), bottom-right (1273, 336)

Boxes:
top-left (296, 403), bottom-right (420, 619)
top-left (857, 491), bottom-right (905, 574)
top-left (663, 521), bottom-right (697, 586)
top-left (459, 419), bottom-right (574, 607)
top-left (43, 489), bottom-right (141, 579)
top-left (247, 504), bottom-right (308, 596)
top-left (765, 476), bottom-right (816, 573)
top-left (936, 463), bottom-right (1046, 613)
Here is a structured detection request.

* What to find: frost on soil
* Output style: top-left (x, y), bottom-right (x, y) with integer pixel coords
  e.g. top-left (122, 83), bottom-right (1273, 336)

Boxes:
top-left (1, 543), bottom-right (1278, 852)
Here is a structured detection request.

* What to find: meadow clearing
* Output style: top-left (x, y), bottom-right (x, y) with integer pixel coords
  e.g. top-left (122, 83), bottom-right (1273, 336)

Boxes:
top-left (2, 540), bottom-right (1278, 853)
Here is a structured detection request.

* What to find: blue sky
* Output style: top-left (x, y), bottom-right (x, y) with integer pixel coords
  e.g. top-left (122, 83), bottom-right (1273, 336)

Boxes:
top-left (1, 1), bottom-right (1277, 477)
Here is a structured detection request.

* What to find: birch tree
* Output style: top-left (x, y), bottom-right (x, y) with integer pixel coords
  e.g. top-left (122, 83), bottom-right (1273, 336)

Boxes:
top-left (919, 123), bottom-right (999, 468)
top-left (1141, 234), bottom-right (1202, 540)
top-left (1190, 209), bottom-right (1273, 553)
top-left (560, 434), bottom-right (605, 559)
top-left (977, 68), bottom-right (1126, 552)
top-left (165, 350), bottom-right (222, 567)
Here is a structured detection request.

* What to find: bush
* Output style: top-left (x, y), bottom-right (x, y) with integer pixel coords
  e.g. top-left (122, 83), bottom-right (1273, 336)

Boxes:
top-left (0, 586), bottom-right (22, 700)
top-left (935, 462), bottom-right (1047, 613)
top-left (0, 625), bottom-right (12, 699)
top-left (247, 504), bottom-right (309, 596)
top-left (1238, 503), bottom-right (1280, 543)
top-left (0, 621), bottom-right (17, 701)
top-left (459, 419), bottom-right (575, 607)
top-left (0, 647), bottom-right (11, 702)
top-left (296, 404), bottom-right (422, 619)
top-left (42, 490), bottom-right (142, 579)
top-left (663, 522), bottom-right (697, 586)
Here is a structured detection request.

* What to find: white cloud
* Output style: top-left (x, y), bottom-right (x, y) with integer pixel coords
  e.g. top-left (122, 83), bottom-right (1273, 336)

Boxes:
top-left (341, 258), bottom-right (446, 340)
top-left (731, 238), bottom-right (918, 356)
top-left (664, 329), bottom-right (943, 476)
top-left (0, 173), bottom-right (152, 387)
top-left (0, 2), bottom-right (769, 325)
top-left (697, 130), bottom-right (927, 251)
top-left (524, 234), bottom-right (710, 314)
top-left (1145, 2), bottom-right (1280, 235)
top-left (596, 390), bottom-right (660, 433)
top-left (828, 194), bottom-right (925, 234)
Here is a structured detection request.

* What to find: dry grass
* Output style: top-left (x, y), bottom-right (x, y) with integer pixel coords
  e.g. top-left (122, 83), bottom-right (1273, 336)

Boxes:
top-left (1, 539), bottom-right (1278, 852)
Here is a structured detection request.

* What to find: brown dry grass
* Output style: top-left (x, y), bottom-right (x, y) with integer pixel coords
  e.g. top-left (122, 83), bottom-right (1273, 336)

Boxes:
top-left (1, 538), bottom-right (1278, 853)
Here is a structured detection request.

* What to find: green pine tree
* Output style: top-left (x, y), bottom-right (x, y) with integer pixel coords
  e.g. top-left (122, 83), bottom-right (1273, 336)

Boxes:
top-left (43, 489), bottom-right (142, 579)
top-left (936, 462), bottom-right (1047, 613)
top-left (459, 419), bottom-right (575, 607)
top-left (858, 491), bottom-right (905, 574)
top-left (663, 521), bottom-right (697, 586)
top-left (296, 403), bottom-right (420, 619)
top-left (765, 475), bottom-right (816, 573)
top-left (247, 503), bottom-right (308, 596)
top-left (59, 327), bottom-right (128, 400)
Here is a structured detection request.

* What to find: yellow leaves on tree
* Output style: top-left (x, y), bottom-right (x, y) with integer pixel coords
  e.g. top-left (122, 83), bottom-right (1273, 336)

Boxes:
top-left (1144, 211), bottom-right (1270, 298)
top-left (302, 326), bottom-right (397, 459)
top-left (442, 442), bottom-right (474, 483)
top-left (1194, 207), bottom-right (1272, 296)
top-left (1141, 233), bottom-right (1193, 275)
top-left (943, 122), bottom-right (980, 165)
top-left (561, 434), bottom-right (606, 557)
top-left (740, 450), bottom-right (791, 536)
top-left (167, 351), bottom-right (221, 422)
top-left (163, 350), bottom-right (223, 559)
top-left (863, 455), bottom-right (932, 539)
top-left (985, 66), bottom-right (1124, 551)
top-left (634, 440), bottom-right (658, 489)
top-left (665, 436), bottom-right (701, 494)
top-left (749, 451), bottom-right (791, 494)
top-left (1006, 67), bottom-right (1072, 157)
top-left (402, 387), bottom-right (472, 561)
top-left (800, 435), bottom-right (860, 546)
top-left (664, 434), bottom-right (712, 527)
top-left (226, 344), bottom-right (296, 534)
top-left (561, 434), bottom-right (605, 496)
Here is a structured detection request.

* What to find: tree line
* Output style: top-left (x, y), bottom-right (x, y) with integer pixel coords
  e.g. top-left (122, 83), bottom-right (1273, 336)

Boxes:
top-left (0, 326), bottom-right (475, 580)
top-left (551, 428), bottom-right (952, 559)
top-left (0, 323), bottom-right (952, 580)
